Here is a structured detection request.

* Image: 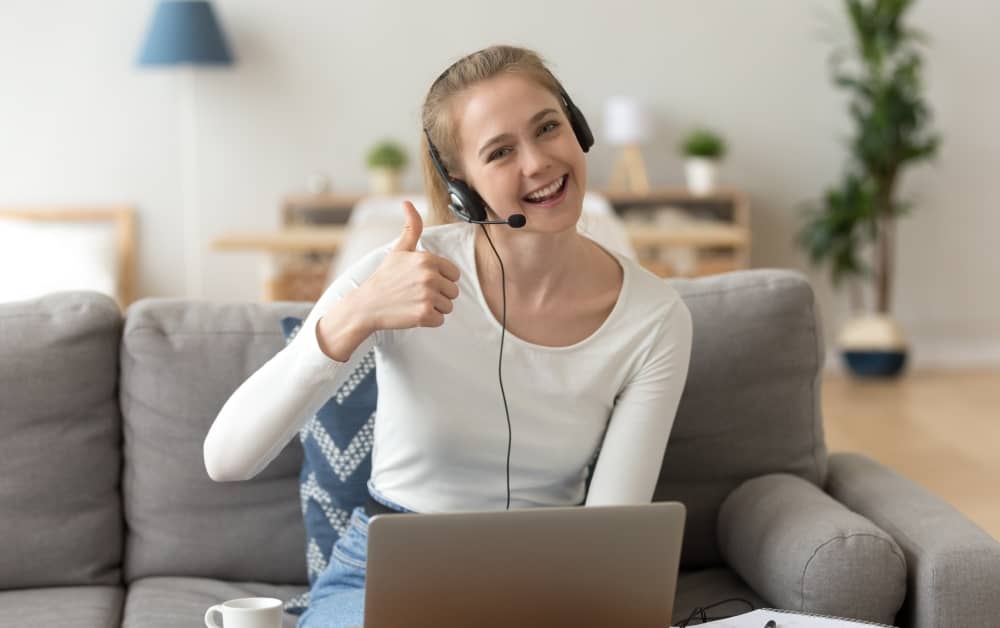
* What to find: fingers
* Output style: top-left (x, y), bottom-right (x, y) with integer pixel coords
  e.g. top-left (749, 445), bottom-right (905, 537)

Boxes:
top-left (419, 303), bottom-right (446, 328)
top-left (408, 250), bottom-right (460, 285)
top-left (393, 201), bottom-right (424, 252)
top-left (389, 199), bottom-right (460, 280)
top-left (411, 267), bottom-right (458, 319)
top-left (416, 273), bottom-right (457, 305)
top-left (431, 293), bottom-right (454, 315)
top-left (432, 274), bottom-right (460, 300)
top-left (433, 256), bottom-right (461, 282)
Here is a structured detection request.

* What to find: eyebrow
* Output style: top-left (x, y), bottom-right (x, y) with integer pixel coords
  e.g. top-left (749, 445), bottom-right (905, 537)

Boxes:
top-left (477, 108), bottom-right (559, 158)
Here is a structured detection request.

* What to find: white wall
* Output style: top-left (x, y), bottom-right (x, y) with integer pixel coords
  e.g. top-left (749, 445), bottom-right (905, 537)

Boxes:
top-left (2, 0), bottom-right (997, 368)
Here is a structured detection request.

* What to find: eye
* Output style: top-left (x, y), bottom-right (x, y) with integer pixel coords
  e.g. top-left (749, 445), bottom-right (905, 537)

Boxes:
top-left (486, 121), bottom-right (559, 163)
top-left (487, 146), bottom-right (511, 162)
top-left (539, 120), bottom-right (560, 135)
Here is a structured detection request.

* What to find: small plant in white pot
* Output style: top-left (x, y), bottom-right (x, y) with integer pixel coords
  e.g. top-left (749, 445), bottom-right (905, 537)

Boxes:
top-left (680, 129), bottom-right (726, 195)
top-left (365, 140), bottom-right (408, 195)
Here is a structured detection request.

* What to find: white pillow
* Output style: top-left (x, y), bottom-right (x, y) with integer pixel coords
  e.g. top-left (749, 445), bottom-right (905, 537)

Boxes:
top-left (0, 217), bottom-right (118, 303)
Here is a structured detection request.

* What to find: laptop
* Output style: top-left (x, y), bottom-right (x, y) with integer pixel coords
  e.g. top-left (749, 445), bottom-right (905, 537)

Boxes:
top-left (363, 502), bottom-right (686, 628)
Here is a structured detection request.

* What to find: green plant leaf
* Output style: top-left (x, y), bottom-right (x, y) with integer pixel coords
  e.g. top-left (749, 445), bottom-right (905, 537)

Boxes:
top-left (680, 129), bottom-right (726, 158)
top-left (365, 140), bottom-right (408, 170)
top-left (795, 0), bottom-right (940, 300)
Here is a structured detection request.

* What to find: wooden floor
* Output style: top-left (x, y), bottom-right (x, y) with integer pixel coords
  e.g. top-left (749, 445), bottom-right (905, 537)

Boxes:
top-left (822, 369), bottom-right (1000, 541)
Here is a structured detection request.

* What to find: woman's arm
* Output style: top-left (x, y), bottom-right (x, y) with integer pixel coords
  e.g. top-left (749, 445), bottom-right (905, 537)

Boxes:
top-left (203, 203), bottom-right (462, 483)
top-left (585, 298), bottom-right (693, 505)
top-left (202, 246), bottom-right (389, 482)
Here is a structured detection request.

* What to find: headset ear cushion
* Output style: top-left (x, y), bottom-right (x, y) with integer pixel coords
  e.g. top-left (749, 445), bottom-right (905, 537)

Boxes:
top-left (567, 101), bottom-right (594, 153)
top-left (448, 179), bottom-right (488, 222)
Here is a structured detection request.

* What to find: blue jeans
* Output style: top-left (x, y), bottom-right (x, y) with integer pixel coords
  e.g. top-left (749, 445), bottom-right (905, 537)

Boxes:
top-left (298, 491), bottom-right (413, 628)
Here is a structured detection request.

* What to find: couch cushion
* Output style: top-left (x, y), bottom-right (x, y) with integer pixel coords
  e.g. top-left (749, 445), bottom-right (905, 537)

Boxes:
top-left (0, 585), bottom-right (124, 628)
top-left (0, 292), bottom-right (124, 589)
top-left (122, 577), bottom-right (305, 628)
top-left (120, 299), bottom-right (312, 584)
top-left (718, 473), bottom-right (906, 625)
top-left (660, 270), bottom-right (827, 568)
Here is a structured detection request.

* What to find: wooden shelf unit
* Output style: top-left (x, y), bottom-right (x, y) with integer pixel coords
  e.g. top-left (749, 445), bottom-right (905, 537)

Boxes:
top-left (216, 187), bottom-right (751, 301)
top-left (280, 187), bottom-right (751, 274)
top-left (281, 192), bottom-right (369, 226)
top-left (599, 186), bottom-right (751, 277)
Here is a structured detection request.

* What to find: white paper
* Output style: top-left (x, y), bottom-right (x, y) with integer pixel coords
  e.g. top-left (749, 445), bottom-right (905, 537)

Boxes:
top-left (675, 608), bottom-right (892, 627)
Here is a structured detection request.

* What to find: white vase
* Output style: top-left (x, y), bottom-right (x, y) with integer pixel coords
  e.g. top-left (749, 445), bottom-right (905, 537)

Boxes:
top-left (306, 171), bottom-right (331, 195)
top-left (684, 158), bottom-right (719, 196)
top-left (369, 168), bottom-right (402, 195)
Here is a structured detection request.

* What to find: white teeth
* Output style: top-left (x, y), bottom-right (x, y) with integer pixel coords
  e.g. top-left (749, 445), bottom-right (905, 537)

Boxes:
top-left (525, 176), bottom-right (566, 201)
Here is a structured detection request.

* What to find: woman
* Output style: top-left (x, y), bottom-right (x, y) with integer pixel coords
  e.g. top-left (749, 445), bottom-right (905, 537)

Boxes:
top-left (203, 45), bottom-right (693, 628)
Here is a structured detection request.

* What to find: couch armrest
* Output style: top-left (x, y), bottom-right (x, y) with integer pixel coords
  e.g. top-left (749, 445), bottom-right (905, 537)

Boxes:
top-left (827, 452), bottom-right (1000, 628)
top-left (718, 473), bottom-right (906, 625)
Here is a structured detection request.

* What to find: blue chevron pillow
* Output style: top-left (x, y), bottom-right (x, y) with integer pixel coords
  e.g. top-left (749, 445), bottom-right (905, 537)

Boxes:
top-left (279, 316), bottom-right (377, 615)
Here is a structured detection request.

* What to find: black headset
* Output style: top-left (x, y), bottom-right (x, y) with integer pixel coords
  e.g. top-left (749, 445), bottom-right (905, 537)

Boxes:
top-left (423, 83), bottom-right (594, 228)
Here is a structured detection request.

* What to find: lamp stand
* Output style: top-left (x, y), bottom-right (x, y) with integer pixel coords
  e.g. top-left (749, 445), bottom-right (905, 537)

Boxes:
top-left (178, 67), bottom-right (203, 299)
top-left (608, 144), bottom-right (650, 195)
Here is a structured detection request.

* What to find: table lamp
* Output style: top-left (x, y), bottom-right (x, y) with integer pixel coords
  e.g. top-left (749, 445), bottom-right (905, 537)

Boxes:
top-left (137, 0), bottom-right (235, 299)
top-left (604, 96), bottom-right (651, 195)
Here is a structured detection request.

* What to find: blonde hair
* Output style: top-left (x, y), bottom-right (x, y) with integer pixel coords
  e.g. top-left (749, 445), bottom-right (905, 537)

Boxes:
top-left (420, 45), bottom-right (568, 225)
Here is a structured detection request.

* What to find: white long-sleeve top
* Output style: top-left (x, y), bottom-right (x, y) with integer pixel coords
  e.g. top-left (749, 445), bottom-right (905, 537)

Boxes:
top-left (204, 222), bottom-right (693, 513)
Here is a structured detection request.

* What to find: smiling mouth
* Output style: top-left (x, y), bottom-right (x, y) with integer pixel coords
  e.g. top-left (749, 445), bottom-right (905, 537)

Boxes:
top-left (522, 175), bottom-right (568, 204)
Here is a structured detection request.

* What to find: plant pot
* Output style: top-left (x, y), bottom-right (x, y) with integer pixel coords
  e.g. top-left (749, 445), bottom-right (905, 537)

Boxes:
top-left (684, 158), bottom-right (719, 196)
top-left (368, 168), bottom-right (402, 195)
top-left (837, 314), bottom-right (909, 378)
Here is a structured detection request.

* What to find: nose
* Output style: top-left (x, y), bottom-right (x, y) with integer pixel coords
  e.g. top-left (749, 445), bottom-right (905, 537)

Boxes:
top-left (519, 141), bottom-right (552, 178)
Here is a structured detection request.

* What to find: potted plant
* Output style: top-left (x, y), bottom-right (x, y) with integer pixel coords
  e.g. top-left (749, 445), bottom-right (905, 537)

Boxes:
top-left (680, 129), bottom-right (726, 195)
top-left (365, 140), bottom-right (408, 195)
top-left (797, 0), bottom-right (940, 378)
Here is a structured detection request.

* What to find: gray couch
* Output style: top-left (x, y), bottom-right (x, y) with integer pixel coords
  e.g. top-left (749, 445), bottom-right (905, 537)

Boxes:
top-left (2, 269), bottom-right (998, 628)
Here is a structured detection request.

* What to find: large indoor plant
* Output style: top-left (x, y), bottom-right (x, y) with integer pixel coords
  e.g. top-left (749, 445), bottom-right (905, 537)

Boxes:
top-left (797, 0), bottom-right (940, 377)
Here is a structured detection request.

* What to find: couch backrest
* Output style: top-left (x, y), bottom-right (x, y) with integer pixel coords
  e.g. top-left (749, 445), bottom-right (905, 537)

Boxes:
top-left (119, 268), bottom-right (826, 579)
top-left (0, 292), bottom-right (124, 589)
top-left (660, 269), bottom-right (828, 568)
top-left (120, 297), bottom-right (312, 585)
top-left (10, 267), bottom-right (826, 586)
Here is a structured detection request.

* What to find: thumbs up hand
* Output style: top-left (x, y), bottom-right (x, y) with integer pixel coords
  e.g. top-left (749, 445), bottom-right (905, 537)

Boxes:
top-left (393, 200), bottom-right (423, 252)
top-left (335, 201), bottom-right (462, 336)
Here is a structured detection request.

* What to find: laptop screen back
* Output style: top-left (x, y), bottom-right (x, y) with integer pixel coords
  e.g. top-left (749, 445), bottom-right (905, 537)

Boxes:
top-left (364, 502), bottom-right (686, 628)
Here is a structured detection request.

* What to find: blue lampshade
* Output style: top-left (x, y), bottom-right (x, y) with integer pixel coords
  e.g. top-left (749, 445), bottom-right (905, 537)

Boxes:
top-left (137, 1), bottom-right (235, 66)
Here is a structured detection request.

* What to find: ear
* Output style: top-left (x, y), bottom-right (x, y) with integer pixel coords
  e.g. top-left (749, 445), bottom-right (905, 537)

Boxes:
top-left (450, 171), bottom-right (473, 189)
top-left (448, 161), bottom-right (468, 182)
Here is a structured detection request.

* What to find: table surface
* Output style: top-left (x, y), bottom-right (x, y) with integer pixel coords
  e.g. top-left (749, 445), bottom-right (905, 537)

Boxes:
top-left (211, 223), bottom-right (749, 254)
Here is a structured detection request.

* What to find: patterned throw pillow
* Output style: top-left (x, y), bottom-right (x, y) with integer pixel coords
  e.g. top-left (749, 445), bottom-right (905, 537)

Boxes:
top-left (279, 316), bottom-right (377, 614)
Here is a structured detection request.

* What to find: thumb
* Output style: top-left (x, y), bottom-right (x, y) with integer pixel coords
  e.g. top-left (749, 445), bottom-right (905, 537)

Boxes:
top-left (394, 201), bottom-right (423, 251)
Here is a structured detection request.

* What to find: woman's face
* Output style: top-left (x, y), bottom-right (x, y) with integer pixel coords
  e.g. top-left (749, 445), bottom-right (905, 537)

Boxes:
top-left (451, 74), bottom-right (588, 233)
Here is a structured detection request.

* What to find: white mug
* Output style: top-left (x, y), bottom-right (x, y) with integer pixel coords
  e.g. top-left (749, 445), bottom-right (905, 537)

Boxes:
top-left (204, 597), bottom-right (283, 628)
